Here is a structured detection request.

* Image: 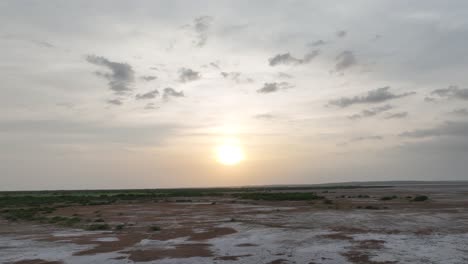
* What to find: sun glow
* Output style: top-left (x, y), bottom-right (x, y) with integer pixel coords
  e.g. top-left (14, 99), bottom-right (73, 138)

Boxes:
top-left (215, 141), bottom-right (245, 166)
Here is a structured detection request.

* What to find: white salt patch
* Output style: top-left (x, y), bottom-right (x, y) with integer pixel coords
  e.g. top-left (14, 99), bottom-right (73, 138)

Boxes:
top-left (94, 237), bottom-right (119, 242)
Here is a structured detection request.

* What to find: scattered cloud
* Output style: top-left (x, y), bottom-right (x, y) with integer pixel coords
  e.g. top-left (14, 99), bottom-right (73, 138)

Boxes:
top-left (107, 99), bottom-right (122, 106)
top-left (400, 121), bottom-right (468, 138)
top-left (268, 50), bottom-right (319, 66)
top-left (163, 87), bottom-right (184, 100)
top-left (86, 55), bottom-right (135, 94)
top-left (424, 96), bottom-right (437, 102)
top-left (351, 135), bottom-right (383, 142)
top-left (431, 85), bottom-right (468, 100)
top-left (277, 72), bottom-right (293, 79)
top-left (135, 89), bottom-right (159, 100)
top-left (220, 72), bottom-right (253, 83)
top-left (257, 82), bottom-right (294, 94)
top-left (348, 104), bottom-right (393, 120)
top-left (308, 40), bottom-right (327, 47)
top-left (335, 51), bottom-right (356, 72)
top-left (179, 68), bottom-right (200, 82)
top-left (192, 16), bottom-right (213, 47)
top-left (269, 53), bottom-right (301, 66)
top-left (336, 30), bottom-right (347, 38)
top-left (140, 75), bottom-right (157, 81)
top-left (328, 86), bottom-right (416, 108)
top-left (384, 112), bottom-right (409, 119)
top-left (144, 103), bottom-right (158, 110)
top-left (449, 108), bottom-right (468, 116)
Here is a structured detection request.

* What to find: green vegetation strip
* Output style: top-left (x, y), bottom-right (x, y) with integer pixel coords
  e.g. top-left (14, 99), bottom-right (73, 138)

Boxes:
top-left (233, 192), bottom-right (324, 201)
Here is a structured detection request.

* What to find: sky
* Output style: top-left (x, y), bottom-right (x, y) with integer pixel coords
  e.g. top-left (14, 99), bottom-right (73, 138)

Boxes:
top-left (1, 1), bottom-right (468, 190)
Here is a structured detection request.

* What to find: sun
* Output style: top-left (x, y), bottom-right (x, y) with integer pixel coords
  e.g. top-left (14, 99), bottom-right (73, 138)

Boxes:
top-left (215, 143), bottom-right (245, 166)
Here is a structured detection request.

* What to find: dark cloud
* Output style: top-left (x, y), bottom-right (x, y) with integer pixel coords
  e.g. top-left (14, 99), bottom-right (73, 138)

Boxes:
top-left (269, 53), bottom-right (301, 66)
top-left (268, 50), bottom-right (319, 66)
top-left (135, 89), bottom-right (159, 100)
top-left (424, 96), bottom-right (437, 103)
top-left (328, 86), bottom-right (416, 108)
top-left (257, 82), bottom-right (294, 94)
top-left (431, 85), bottom-right (468, 100)
top-left (163, 87), bottom-right (184, 100)
top-left (335, 51), bottom-right (357, 71)
top-left (384, 112), bottom-right (408, 119)
top-left (179, 68), bottom-right (200, 82)
top-left (348, 104), bottom-right (393, 120)
top-left (107, 99), bottom-right (122, 106)
top-left (192, 16), bottom-right (213, 47)
top-left (336, 30), bottom-right (347, 38)
top-left (308, 40), bottom-right (327, 47)
top-left (140, 75), bottom-right (157, 81)
top-left (400, 121), bottom-right (468, 138)
top-left (86, 55), bottom-right (134, 94)
top-left (220, 72), bottom-right (253, 83)
top-left (449, 108), bottom-right (468, 116)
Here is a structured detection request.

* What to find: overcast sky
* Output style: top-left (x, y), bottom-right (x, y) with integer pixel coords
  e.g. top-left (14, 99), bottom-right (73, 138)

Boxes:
top-left (1, 1), bottom-right (468, 190)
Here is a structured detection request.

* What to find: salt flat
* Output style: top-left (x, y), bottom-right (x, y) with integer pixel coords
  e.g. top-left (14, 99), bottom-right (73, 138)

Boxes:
top-left (1, 184), bottom-right (467, 264)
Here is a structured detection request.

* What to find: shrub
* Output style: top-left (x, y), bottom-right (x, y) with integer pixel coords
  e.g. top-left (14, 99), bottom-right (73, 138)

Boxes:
top-left (380, 195), bottom-right (397, 201)
top-left (233, 192), bottom-right (324, 201)
top-left (115, 224), bottom-right (125, 231)
top-left (323, 199), bottom-right (333, 205)
top-left (86, 223), bottom-right (110, 231)
top-left (149, 225), bottom-right (161, 231)
top-left (412, 195), bottom-right (428, 202)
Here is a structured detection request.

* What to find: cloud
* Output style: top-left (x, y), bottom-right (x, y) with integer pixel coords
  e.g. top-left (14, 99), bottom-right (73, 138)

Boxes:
top-left (163, 87), bottom-right (184, 100)
top-left (1, 34), bottom-right (55, 48)
top-left (268, 53), bottom-right (301, 66)
top-left (449, 108), bottom-right (468, 116)
top-left (431, 85), bottom-right (468, 100)
top-left (336, 30), bottom-right (347, 38)
top-left (328, 86), bottom-right (416, 107)
top-left (257, 82), bottom-right (294, 94)
top-left (140, 75), bottom-right (157, 81)
top-left (335, 51), bottom-right (356, 71)
top-left (192, 16), bottom-right (213, 47)
top-left (0, 119), bottom-right (180, 146)
top-left (254, 113), bottom-right (276, 119)
top-left (400, 121), bottom-right (468, 138)
top-left (277, 72), bottom-right (293, 79)
top-left (336, 30), bottom-right (348, 38)
top-left (424, 96), bottom-right (437, 102)
top-left (135, 89), bottom-right (159, 100)
top-left (351, 135), bottom-right (383, 142)
top-left (107, 99), bottom-right (122, 106)
top-left (179, 68), bottom-right (200, 82)
top-left (86, 55), bottom-right (135, 94)
top-left (144, 103), bottom-right (158, 110)
top-left (348, 104), bottom-right (393, 120)
top-left (384, 112), bottom-right (409, 119)
top-left (308, 40), bottom-right (327, 47)
top-left (268, 50), bottom-right (319, 66)
top-left (220, 72), bottom-right (253, 83)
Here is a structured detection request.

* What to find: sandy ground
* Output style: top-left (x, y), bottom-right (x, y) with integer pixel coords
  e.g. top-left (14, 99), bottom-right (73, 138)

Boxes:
top-left (1, 184), bottom-right (468, 264)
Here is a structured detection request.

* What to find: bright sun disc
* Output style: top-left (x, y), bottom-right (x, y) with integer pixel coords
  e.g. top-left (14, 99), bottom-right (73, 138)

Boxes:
top-left (216, 144), bottom-right (245, 165)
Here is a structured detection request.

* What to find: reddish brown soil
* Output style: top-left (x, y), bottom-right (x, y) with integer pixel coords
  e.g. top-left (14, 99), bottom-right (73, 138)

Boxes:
top-left (10, 260), bottom-right (63, 264)
top-left (124, 243), bottom-right (213, 262)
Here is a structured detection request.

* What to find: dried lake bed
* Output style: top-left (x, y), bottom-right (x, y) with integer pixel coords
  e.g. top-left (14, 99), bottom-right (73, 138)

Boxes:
top-left (1, 183), bottom-right (468, 264)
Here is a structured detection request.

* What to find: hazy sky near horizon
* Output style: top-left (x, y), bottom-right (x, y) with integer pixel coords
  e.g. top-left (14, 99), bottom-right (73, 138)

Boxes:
top-left (1, 1), bottom-right (468, 190)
